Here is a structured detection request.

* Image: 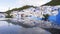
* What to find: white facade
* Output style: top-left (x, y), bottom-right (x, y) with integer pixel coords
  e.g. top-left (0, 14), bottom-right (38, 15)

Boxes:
top-left (10, 6), bottom-right (59, 20)
top-left (0, 13), bottom-right (7, 18)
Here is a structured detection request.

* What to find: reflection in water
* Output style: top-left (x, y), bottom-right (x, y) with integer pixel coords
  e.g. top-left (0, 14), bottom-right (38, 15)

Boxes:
top-left (7, 20), bottom-right (35, 28)
top-left (0, 20), bottom-right (51, 34)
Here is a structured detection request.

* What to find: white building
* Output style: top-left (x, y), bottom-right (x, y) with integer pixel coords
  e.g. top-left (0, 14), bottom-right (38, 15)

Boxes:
top-left (10, 6), bottom-right (59, 20)
top-left (0, 12), bottom-right (7, 18)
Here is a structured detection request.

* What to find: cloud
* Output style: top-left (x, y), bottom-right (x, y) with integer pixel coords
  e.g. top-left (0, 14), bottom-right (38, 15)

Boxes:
top-left (0, 0), bottom-right (52, 12)
top-left (0, 7), bottom-right (8, 12)
top-left (18, 0), bottom-right (52, 6)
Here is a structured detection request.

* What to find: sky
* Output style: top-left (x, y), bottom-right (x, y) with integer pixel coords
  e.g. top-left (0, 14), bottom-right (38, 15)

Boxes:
top-left (0, 0), bottom-right (52, 12)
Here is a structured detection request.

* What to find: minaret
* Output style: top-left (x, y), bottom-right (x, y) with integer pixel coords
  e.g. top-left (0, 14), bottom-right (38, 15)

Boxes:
top-left (56, 8), bottom-right (60, 24)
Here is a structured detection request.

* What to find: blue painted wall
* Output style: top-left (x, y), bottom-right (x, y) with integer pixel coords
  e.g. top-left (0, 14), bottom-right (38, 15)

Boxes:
top-left (48, 16), bottom-right (56, 23)
top-left (56, 8), bottom-right (60, 24)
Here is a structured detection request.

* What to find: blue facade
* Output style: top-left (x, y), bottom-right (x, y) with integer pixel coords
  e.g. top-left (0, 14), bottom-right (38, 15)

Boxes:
top-left (56, 8), bottom-right (60, 24)
top-left (48, 16), bottom-right (56, 23)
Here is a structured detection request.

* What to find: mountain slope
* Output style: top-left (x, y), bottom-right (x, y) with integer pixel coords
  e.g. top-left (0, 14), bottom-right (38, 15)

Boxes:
top-left (43, 0), bottom-right (60, 6)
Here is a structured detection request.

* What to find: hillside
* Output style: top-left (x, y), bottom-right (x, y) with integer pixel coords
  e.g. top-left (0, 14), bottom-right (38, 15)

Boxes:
top-left (43, 0), bottom-right (60, 6)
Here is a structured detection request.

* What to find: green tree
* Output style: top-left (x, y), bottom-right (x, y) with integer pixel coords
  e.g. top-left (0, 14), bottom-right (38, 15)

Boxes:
top-left (43, 0), bottom-right (60, 6)
top-left (43, 14), bottom-right (49, 21)
top-left (5, 10), bottom-right (13, 18)
top-left (5, 14), bottom-right (13, 18)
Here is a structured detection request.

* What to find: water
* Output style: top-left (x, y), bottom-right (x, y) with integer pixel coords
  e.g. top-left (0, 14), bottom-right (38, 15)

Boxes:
top-left (0, 19), bottom-right (51, 34)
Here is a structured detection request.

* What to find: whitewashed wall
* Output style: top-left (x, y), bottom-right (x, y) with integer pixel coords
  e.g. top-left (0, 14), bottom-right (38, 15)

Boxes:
top-left (0, 13), bottom-right (6, 18)
top-left (10, 6), bottom-right (59, 20)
